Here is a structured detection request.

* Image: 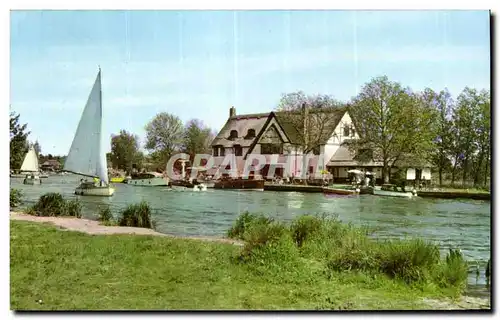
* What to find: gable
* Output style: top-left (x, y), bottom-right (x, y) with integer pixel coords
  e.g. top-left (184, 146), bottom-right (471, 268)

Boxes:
top-left (326, 111), bottom-right (358, 144)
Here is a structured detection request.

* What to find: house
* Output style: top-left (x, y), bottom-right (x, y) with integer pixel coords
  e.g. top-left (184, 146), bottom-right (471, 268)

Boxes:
top-left (40, 159), bottom-right (61, 171)
top-left (211, 106), bottom-right (432, 183)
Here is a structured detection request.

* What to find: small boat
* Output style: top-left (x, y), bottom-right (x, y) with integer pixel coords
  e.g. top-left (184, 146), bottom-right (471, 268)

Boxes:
top-left (125, 172), bottom-right (170, 186)
top-left (369, 184), bottom-right (417, 198)
top-left (110, 176), bottom-right (125, 183)
top-left (214, 176), bottom-right (265, 191)
top-left (322, 186), bottom-right (359, 195)
top-left (373, 189), bottom-right (416, 198)
top-left (63, 68), bottom-right (115, 197)
top-left (39, 171), bottom-right (49, 178)
top-left (20, 147), bottom-right (42, 185)
top-left (170, 179), bottom-right (207, 191)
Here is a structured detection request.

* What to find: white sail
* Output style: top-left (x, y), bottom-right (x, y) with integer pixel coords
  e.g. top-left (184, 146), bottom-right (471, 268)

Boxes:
top-left (63, 69), bottom-right (109, 184)
top-left (20, 147), bottom-right (39, 172)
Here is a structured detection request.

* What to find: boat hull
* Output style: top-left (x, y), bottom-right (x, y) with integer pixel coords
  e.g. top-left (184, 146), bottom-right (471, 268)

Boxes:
top-left (75, 185), bottom-right (115, 197)
top-left (214, 179), bottom-right (265, 191)
top-left (373, 190), bottom-right (415, 198)
top-left (170, 181), bottom-right (208, 191)
top-left (125, 177), bottom-right (169, 186)
top-left (323, 187), bottom-right (359, 195)
top-left (110, 177), bottom-right (125, 183)
top-left (23, 177), bottom-right (41, 185)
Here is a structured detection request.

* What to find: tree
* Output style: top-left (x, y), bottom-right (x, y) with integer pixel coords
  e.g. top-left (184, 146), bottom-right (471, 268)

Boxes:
top-left (421, 88), bottom-right (454, 186)
top-left (144, 112), bottom-right (184, 166)
top-left (110, 130), bottom-right (142, 174)
top-left (345, 76), bottom-right (437, 184)
top-left (276, 91), bottom-right (344, 183)
top-left (182, 119), bottom-right (214, 157)
top-left (10, 111), bottom-right (30, 169)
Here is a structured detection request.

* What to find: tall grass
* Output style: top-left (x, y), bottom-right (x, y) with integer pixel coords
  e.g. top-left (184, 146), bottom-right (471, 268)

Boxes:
top-left (10, 188), bottom-right (23, 209)
top-left (26, 193), bottom-right (82, 218)
top-left (227, 212), bottom-right (470, 294)
top-left (117, 201), bottom-right (155, 229)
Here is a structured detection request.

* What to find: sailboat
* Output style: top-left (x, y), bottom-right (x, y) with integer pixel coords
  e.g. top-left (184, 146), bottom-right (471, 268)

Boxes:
top-left (63, 68), bottom-right (115, 197)
top-left (20, 146), bottom-right (41, 185)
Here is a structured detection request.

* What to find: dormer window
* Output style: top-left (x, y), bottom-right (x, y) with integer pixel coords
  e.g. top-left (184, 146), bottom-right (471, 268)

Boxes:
top-left (245, 129), bottom-right (256, 139)
top-left (229, 130), bottom-right (238, 140)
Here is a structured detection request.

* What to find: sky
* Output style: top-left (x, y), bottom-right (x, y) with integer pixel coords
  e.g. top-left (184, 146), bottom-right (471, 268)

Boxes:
top-left (10, 10), bottom-right (490, 156)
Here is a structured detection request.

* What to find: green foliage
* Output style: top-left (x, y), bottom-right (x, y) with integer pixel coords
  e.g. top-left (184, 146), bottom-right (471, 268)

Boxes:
top-left (290, 214), bottom-right (323, 247)
top-left (98, 206), bottom-right (113, 222)
top-left (118, 201), bottom-right (155, 229)
top-left (13, 220), bottom-right (477, 310)
top-left (110, 130), bottom-right (143, 174)
top-left (10, 188), bottom-right (23, 209)
top-left (182, 119), bottom-right (215, 157)
top-left (345, 76), bottom-right (437, 183)
top-left (144, 112), bottom-right (184, 162)
top-left (26, 193), bottom-right (82, 218)
top-left (227, 211), bottom-right (274, 240)
top-left (229, 212), bottom-right (469, 294)
top-left (432, 249), bottom-right (469, 290)
top-left (10, 111), bottom-right (30, 169)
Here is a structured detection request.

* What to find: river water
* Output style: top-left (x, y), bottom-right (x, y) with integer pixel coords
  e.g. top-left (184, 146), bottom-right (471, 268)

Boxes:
top-left (10, 174), bottom-right (491, 290)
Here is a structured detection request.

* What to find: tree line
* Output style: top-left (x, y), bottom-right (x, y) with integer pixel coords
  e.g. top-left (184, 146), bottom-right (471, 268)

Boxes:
top-left (108, 114), bottom-right (216, 175)
top-left (10, 75), bottom-right (490, 189)
top-left (276, 76), bottom-right (490, 188)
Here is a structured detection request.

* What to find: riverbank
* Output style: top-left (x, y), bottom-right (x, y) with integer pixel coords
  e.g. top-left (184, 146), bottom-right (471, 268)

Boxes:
top-left (10, 216), bottom-right (490, 310)
top-left (264, 183), bottom-right (490, 200)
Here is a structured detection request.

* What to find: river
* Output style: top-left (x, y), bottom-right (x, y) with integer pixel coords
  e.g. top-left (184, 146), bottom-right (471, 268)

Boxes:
top-left (10, 174), bottom-right (491, 290)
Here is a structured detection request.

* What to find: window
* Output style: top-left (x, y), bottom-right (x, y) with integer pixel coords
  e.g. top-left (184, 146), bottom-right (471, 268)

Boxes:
top-left (261, 143), bottom-right (283, 154)
top-left (245, 129), bottom-right (256, 139)
top-left (229, 130), bottom-right (238, 140)
top-left (234, 145), bottom-right (243, 156)
top-left (220, 147), bottom-right (226, 157)
top-left (343, 126), bottom-right (350, 137)
top-left (213, 147), bottom-right (219, 157)
top-left (351, 127), bottom-right (356, 137)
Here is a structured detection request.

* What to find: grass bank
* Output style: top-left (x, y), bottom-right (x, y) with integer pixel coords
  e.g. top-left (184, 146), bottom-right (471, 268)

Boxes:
top-left (10, 212), bottom-right (488, 310)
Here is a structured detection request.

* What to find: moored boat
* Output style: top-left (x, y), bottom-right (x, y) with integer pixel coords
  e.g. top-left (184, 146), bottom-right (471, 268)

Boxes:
top-left (322, 186), bottom-right (359, 195)
top-left (214, 177), bottom-right (265, 191)
top-left (372, 189), bottom-right (416, 198)
top-left (125, 172), bottom-right (169, 186)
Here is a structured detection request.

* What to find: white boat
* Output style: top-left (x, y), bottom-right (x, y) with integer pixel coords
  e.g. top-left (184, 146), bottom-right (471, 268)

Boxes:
top-left (193, 184), bottom-right (207, 191)
top-left (20, 147), bottom-right (41, 185)
top-left (125, 172), bottom-right (170, 186)
top-left (373, 189), bottom-right (416, 198)
top-left (63, 68), bottom-right (115, 197)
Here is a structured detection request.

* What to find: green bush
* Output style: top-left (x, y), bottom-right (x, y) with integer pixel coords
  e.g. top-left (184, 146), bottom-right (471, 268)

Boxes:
top-left (10, 188), bottom-right (23, 209)
top-left (227, 211), bottom-right (274, 240)
top-left (227, 212), bottom-right (470, 292)
top-left (432, 249), bottom-right (469, 290)
top-left (98, 206), bottom-right (113, 222)
top-left (26, 193), bottom-right (81, 218)
top-left (64, 199), bottom-right (82, 218)
top-left (290, 215), bottom-right (323, 247)
top-left (118, 201), bottom-right (155, 229)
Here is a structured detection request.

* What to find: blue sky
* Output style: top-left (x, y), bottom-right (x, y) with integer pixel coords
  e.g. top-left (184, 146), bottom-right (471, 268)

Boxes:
top-left (10, 10), bottom-right (490, 156)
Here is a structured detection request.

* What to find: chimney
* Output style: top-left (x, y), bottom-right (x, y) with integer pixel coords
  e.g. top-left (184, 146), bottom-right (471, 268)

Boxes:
top-left (229, 106), bottom-right (236, 118)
